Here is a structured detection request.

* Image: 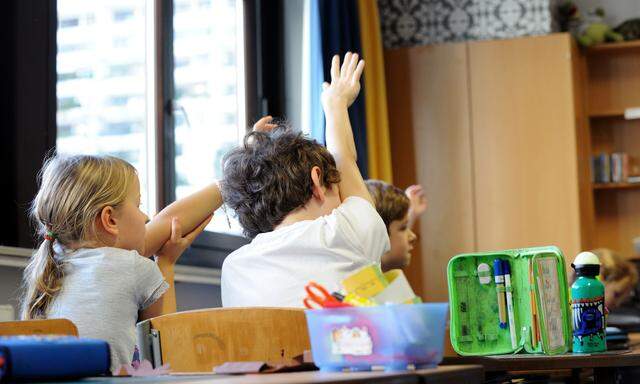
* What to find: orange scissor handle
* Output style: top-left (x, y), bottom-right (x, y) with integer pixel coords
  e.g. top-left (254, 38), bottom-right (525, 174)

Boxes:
top-left (303, 282), bottom-right (351, 309)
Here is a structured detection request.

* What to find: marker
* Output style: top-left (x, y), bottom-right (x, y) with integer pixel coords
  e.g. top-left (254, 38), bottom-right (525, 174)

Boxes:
top-left (493, 259), bottom-right (507, 328)
top-left (503, 260), bottom-right (517, 349)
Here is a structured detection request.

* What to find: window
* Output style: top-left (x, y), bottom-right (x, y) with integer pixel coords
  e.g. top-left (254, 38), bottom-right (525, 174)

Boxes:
top-left (58, 68), bottom-right (94, 81)
top-left (56, 0), bottom-right (248, 248)
top-left (58, 96), bottom-right (81, 111)
top-left (108, 64), bottom-right (139, 77)
top-left (56, 0), bottom-right (151, 213)
top-left (103, 121), bottom-right (142, 136)
top-left (59, 17), bottom-right (79, 28)
top-left (113, 9), bottom-right (135, 22)
top-left (171, 0), bottom-right (245, 234)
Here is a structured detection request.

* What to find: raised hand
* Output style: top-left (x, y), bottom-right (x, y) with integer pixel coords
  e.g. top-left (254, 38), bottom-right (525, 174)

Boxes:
top-left (406, 185), bottom-right (428, 217)
top-left (253, 115), bottom-right (278, 133)
top-left (155, 215), bottom-right (212, 267)
top-left (321, 52), bottom-right (365, 110)
top-left (406, 185), bottom-right (428, 229)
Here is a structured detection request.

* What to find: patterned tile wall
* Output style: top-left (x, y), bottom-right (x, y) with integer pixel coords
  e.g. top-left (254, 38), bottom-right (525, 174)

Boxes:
top-left (378, 0), bottom-right (560, 48)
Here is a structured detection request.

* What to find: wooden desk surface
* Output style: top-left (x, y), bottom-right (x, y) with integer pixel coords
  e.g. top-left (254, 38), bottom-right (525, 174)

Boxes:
top-left (62, 365), bottom-right (483, 384)
top-left (442, 349), bottom-right (640, 372)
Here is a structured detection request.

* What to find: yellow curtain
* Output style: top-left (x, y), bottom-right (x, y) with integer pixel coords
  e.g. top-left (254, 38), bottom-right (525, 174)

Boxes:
top-left (357, 0), bottom-right (393, 183)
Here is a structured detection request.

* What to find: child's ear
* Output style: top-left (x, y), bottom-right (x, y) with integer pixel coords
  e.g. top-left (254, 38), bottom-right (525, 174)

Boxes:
top-left (98, 206), bottom-right (119, 237)
top-left (310, 166), bottom-right (325, 202)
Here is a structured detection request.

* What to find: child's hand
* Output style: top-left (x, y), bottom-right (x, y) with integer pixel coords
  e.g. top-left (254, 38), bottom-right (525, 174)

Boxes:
top-left (155, 215), bottom-right (213, 267)
top-left (253, 115), bottom-right (278, 133)
top-left (321, 52), bottom-right (365, 110)
top-left (406, 185), bottom-right (428, 217)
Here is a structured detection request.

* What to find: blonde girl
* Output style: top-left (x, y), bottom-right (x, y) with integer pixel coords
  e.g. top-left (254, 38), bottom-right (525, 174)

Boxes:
top-left (21, 154), bottom-right (220, 371)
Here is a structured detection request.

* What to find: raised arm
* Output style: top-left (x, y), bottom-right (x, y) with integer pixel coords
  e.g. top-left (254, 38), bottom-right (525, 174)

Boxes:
top-left (322, 52), bottom-right (371, 204)
top-left (143, 182), bottom-right (222, 257)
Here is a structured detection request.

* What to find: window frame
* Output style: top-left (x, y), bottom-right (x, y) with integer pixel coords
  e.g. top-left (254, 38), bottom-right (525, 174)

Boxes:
top-left (5, 0), bottom-right (285, 261)
top-left (157, 0), bottom-right (251, 266)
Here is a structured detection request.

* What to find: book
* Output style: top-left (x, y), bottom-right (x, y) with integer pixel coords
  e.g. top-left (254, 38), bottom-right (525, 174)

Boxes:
top-left (592, 153), bottom-right (611, 183)
top-left (611, 153), bottom-right (629, 183)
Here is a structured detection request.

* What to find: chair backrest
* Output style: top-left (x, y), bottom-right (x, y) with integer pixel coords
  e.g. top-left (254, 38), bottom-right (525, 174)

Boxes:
top-left (0, 319), bottom-right (79, 336)
top-left (138, 307), bottom-right (311, 372)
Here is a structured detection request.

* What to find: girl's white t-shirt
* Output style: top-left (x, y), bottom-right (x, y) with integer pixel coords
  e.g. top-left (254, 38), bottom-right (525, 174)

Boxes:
top-left (47, 247), bottom-right (168, 372)
top-left (221, 196), bottom-right (390, 308)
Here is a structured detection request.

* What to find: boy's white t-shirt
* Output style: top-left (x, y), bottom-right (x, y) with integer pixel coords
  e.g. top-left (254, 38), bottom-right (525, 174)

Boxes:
top-left (221, 196), bottom-right (390, 308)
top-left (47, 247), bottom-right (168, 372)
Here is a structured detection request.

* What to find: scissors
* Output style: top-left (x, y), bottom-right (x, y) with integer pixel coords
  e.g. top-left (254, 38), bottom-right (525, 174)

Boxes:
top-left (303, 282), bottom-right (352, 309)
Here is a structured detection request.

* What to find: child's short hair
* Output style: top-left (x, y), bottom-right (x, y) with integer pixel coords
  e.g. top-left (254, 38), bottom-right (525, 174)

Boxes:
top-left (365, 179), bottom-right (409, 230)
top-left (21, 155), bottom-right (137, 319)
top-left (222, 125), bottom-right (340, 238)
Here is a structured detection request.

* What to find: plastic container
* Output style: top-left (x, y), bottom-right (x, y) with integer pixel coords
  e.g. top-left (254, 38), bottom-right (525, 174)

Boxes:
top-left (304, 303), bottom-right (448, 372)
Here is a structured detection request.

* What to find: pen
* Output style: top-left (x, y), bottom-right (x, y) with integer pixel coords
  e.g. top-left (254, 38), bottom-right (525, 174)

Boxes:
top-left (503, 260), bottom-right (517, 349)
top-left (493, 259), bottom-right (507, 329)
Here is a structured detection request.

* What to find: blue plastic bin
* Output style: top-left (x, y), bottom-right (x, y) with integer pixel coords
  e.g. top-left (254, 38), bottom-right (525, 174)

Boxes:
top-left (305, 303), bottom-right (449, 372)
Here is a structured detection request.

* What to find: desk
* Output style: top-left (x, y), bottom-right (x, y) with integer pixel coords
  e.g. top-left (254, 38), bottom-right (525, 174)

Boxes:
top-left (46, 365), bottom-right (483, 384)
top-left (442, 350), bottom-right (640, 383)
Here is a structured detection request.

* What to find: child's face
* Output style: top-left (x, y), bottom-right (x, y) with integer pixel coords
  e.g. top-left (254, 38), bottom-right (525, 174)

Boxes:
top-left (113, 176), bottom-right (149, 254)
top-left (381, 213), bottom-right (417, 272)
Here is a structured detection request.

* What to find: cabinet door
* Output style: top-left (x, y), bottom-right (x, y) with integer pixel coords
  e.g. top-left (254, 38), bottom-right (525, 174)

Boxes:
top-left (469, 34), bottom-right (583, 259)
top-left (386, 43), bottom-right (475, 301)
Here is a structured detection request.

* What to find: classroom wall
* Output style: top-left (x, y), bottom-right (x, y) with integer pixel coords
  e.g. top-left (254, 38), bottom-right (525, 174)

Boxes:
top-left (175, 282), bottom-right (221, 311)
top-left (377, 0), bottom-right (558, 49)
top-left (377, 0), bottom-right (640, 49)
top-left (0, 267), bottom-right (23, 320)
top-left (0, 266), bottom-right (222, 321)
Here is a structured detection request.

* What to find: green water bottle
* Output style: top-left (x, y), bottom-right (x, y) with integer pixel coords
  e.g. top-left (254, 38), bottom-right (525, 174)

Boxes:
top-left (571, 251), bottom-right (606, 353)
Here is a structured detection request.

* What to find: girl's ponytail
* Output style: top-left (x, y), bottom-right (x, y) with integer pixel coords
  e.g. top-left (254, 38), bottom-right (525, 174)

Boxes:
top-left (21, 235), bottom-right (64, 319)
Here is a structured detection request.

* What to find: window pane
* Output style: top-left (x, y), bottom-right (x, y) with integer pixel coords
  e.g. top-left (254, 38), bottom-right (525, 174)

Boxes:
top-left (173, 0), bottom-right (245, 234)
top-left (56, 1), bottom-right (151, 213)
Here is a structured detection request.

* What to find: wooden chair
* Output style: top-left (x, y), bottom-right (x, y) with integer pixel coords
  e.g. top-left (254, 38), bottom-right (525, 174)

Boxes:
top-left (136, 307), bottom-right (311, 372)
top-left (0, 318), bottom-right (78, 336)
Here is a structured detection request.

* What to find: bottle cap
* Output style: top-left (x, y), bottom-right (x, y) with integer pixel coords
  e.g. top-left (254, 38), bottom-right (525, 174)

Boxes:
top-left (572, 251), bottom-right (601, 277)
top-left (573, 251), bottom-right (601, 266)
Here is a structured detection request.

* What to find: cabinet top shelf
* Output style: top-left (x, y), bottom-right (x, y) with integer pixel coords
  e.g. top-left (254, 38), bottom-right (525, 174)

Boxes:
top-left (589, 110), bottom-right (625, 118)
top-left (587, 40), bottom-right (640, 54)
top-left (593, 182), bottom-right (640, 190)
top-left (589, 109), bottom-right (640, 119)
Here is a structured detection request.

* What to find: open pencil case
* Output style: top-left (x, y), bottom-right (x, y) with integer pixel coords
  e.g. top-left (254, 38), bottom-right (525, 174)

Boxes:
top-left (447, 246), bottom-right (571, 356)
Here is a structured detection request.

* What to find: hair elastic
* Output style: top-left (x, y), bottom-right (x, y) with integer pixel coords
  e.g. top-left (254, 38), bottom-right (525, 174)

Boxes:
top-left (44, 230), bottom-right (57, 242)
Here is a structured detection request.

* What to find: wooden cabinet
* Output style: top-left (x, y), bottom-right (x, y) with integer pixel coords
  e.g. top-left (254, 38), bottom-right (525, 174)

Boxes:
top-left (385, 34), bottom-right (591, 301)
top-left (468, 35), bottom-right (589, 256)
top-left (386, 43), bottom-right (475, 302)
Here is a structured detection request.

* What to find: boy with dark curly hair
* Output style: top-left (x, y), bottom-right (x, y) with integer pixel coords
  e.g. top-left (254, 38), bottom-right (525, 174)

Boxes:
top-left (221, 53), bottom-right (389, 307)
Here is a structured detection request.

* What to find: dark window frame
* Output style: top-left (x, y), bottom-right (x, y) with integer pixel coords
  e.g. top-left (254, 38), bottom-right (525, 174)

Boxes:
top-left (0, 0), bottom-right (58, 248)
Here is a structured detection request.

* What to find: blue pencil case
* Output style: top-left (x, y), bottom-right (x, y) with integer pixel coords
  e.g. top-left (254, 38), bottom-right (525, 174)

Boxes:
top-left (0, 335), bottom-right (110, 381)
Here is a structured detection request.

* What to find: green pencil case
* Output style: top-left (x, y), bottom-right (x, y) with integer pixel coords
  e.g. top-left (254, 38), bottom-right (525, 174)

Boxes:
top-left (447, 246), bottom-right (571, 356)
